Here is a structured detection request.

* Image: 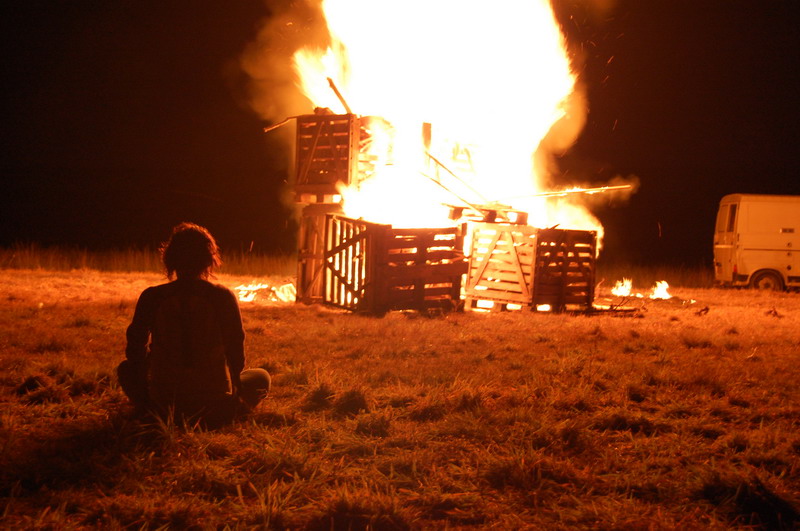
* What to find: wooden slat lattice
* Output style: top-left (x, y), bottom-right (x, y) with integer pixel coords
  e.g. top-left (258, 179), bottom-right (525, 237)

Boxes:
top-left (295, 114), bottom-right (359, 200)
top-left (294, 113), bottom-right (381, 203)
top-left (465, 224), bottom-right (537, 310)
top-left (465, 224), bottom-right (596, 312)
top-left (297, 203), bottom-right (343, 304)
top-left (533, 229), bottom-right (596, 312)
top-left (323, 215), bottom-right (466, 314)
top-left (323, 216), bottom-right (374, 311)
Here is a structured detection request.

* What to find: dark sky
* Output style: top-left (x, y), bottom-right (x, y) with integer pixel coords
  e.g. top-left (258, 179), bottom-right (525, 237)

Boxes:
top-left (2, 1), bottom-right (799, 264)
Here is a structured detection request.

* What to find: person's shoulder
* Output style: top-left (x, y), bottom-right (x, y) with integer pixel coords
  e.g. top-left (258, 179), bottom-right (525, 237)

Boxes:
top-left (203, 280), bottom-right (239, 300)
top-left (139, 282), bottom-right (173, 299)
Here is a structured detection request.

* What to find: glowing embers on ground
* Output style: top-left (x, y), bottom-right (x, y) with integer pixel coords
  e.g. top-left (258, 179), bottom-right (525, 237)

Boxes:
top-left (235, 282), bottom-right (296, 303)
top-left (611, 278), bottom-right (672, 300)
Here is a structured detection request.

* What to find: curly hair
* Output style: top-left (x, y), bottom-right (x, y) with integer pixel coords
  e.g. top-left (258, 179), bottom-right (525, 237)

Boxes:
top-left (160, 222), bottom-right (222, 279)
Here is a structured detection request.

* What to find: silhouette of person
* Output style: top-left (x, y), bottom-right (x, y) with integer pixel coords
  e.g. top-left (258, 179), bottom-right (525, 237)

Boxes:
top-left (117, 222), bottom-right (270, 427)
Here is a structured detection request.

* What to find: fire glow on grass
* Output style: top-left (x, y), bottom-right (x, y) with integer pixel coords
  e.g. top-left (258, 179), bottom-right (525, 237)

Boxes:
top-left (293, 0), bottom-right (601, 234)
top-left (235, 282), bottom-right (296, 303)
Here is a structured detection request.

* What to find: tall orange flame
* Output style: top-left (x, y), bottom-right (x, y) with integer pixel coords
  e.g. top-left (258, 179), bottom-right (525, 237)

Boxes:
top-left (294, 0), bottom-right (600, 233)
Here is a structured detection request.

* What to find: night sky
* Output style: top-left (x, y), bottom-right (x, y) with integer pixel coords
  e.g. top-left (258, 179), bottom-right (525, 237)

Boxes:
top-left (2, 1), bottom-right (799, 264)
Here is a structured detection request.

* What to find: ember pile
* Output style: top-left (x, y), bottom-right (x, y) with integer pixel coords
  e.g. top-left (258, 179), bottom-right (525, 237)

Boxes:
top-left (235, 282), bottom-right (296, 303)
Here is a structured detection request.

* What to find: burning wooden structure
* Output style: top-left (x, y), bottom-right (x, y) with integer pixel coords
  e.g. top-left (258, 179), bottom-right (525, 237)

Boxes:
top-left (292, 108), bottom-right (598, 314)
top-left (323, 215), bottom-right (466, 314)
top-left (294, 111), bottom-right (368, 304)
top-left (465, 223), bottom-right (596, 312)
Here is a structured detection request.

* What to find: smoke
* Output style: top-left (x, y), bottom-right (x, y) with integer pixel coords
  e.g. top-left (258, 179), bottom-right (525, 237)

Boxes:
top-left (534, 0), bottom-right (621, 189)
top-left (238, 0), bottom-right (330, 219)
top-left (239, 0), bottom-right (326, 123)
top-left (533, 80), bottom-right (588, 188)
top-left (587, 174), bottom-right (640, 204)
top-left (607, 174), bottom-right (640, 199)
top-left (581, 0), bottom-right (619, 19)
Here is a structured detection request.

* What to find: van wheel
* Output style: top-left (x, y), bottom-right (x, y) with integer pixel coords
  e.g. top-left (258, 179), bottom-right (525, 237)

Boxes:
top-left (750, 271), bottom-right (784, 291)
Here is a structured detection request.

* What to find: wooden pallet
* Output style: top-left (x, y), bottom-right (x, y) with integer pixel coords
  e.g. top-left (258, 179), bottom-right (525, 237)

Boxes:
top-left (295, 113), bottom-right (359, 202)
top-left (533, 228), bottom-right (596, 312)
top-left (464, 223), bottom-right (537, 311)
top-left (465, 223), bottom-right (596, 312)
top-left (295, 113), bottom-right (383, 203)
top-left (294, 112), bottom-right (379, 303)
top-left (296, 203), bottom-right (343, 304)
top-left (323, 215), bottom-right (467, 314)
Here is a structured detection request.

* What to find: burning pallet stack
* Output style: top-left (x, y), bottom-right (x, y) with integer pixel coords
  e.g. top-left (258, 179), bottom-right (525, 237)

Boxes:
top-left (294, 112), bottom-right (354, 305)
top-left (294, 110), bottom-right (467, 314)
top-left (293, 110), bottom-right (597, 314)
top-left (465, 223), bottom-right (596, 312)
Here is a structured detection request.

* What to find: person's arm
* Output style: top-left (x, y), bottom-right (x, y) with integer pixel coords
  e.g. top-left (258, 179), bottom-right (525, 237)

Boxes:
top-left (218, 287), bottom-right (246, 394)
top-left (125, 288), bottom-right (157, 365)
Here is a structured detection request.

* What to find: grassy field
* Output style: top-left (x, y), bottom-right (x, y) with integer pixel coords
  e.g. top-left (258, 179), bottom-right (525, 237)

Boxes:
top-left (0, 244), bottom-right (297, 278)
top-left (1, 267), bottom-right (799, 529)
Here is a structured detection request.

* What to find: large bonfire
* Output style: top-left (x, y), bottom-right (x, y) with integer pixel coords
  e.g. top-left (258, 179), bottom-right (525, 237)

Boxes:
top-left (291, 0), bottom-right (600, 234)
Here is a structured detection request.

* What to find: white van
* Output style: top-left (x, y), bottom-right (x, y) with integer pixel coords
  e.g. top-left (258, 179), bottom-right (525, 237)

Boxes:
top-left (714, 194), bottom-right (800, 290)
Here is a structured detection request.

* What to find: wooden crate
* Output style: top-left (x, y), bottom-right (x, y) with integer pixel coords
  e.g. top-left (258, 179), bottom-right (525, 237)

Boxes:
top-left (464, 223), bottom-right (538, 311)
top-left (295, 113), bottom-right (383, 203)
top-left (296, 203), bottom-right (343, 304)
top-left (465, 223), bottom-right (596, 312)
top-left (323, 215), bottom-right (467, 314)
top-left (295, 113), bottom-right (359, 202)
top-left (533, 228), bottom-right (596, 312)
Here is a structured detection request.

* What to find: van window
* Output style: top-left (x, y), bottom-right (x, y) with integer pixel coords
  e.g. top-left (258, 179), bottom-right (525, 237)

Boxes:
top-left (715, 205), bottom-right (728, 233)
top-left (726, 204), bottom-right (737, 232)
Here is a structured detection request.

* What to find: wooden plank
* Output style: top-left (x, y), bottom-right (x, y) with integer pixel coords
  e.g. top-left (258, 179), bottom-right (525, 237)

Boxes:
top-left (385, 240), bottom-right (437, 251)
top-left (386, 287), bottom-right (460, 299)
top-left (389, 227), bottom-right (460, 237)
top-left (296, 119), bottom-right (327, 186)
top-left (418, 249), bottom-right (464, 262)
top-left (298, 124), bottom-right (353, 134)
top-left (477, 250), bottom-right (535, 265)
top-left (471, 270), bottom-right (534, 285)
top-left (388, 285), bottom-right (462, 297)
top-left (469, 258), bottom-right (532, 273)
top-left (381, 262), bottom-right (467, 280)
top-left (388, 285), bottom-right (459, 296)
top-left (467, 229), bottom-right (502, 291)
top-left (470, 292), bottom-right (519, 303)
top-left (467, 290), bottom-right (530, 303)
top-left (470, 272), bottom-right (532, 286)
top-left (466, 283), bottom-right (530, 297)
top-left (382, 255), bottom-right (464, 267)
top-left (325, 230), bottom-right (369, 259)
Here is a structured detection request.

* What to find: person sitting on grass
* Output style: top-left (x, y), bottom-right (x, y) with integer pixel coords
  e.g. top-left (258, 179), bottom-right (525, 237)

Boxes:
top-left (117, 222), bottom-right (270, 427)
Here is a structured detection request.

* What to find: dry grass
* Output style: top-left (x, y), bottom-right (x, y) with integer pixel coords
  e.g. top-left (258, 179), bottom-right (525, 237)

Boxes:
top-left (0, 243), bottom-right (296, 277)
top-left (2, 269), bottom-right (800, 529)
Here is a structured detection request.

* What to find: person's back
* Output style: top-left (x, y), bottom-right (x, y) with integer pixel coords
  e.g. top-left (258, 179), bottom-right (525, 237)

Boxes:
top-left (118, 222), bottom-right (270, 427)
top-left (147, 279), bottom-right (232, 416)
